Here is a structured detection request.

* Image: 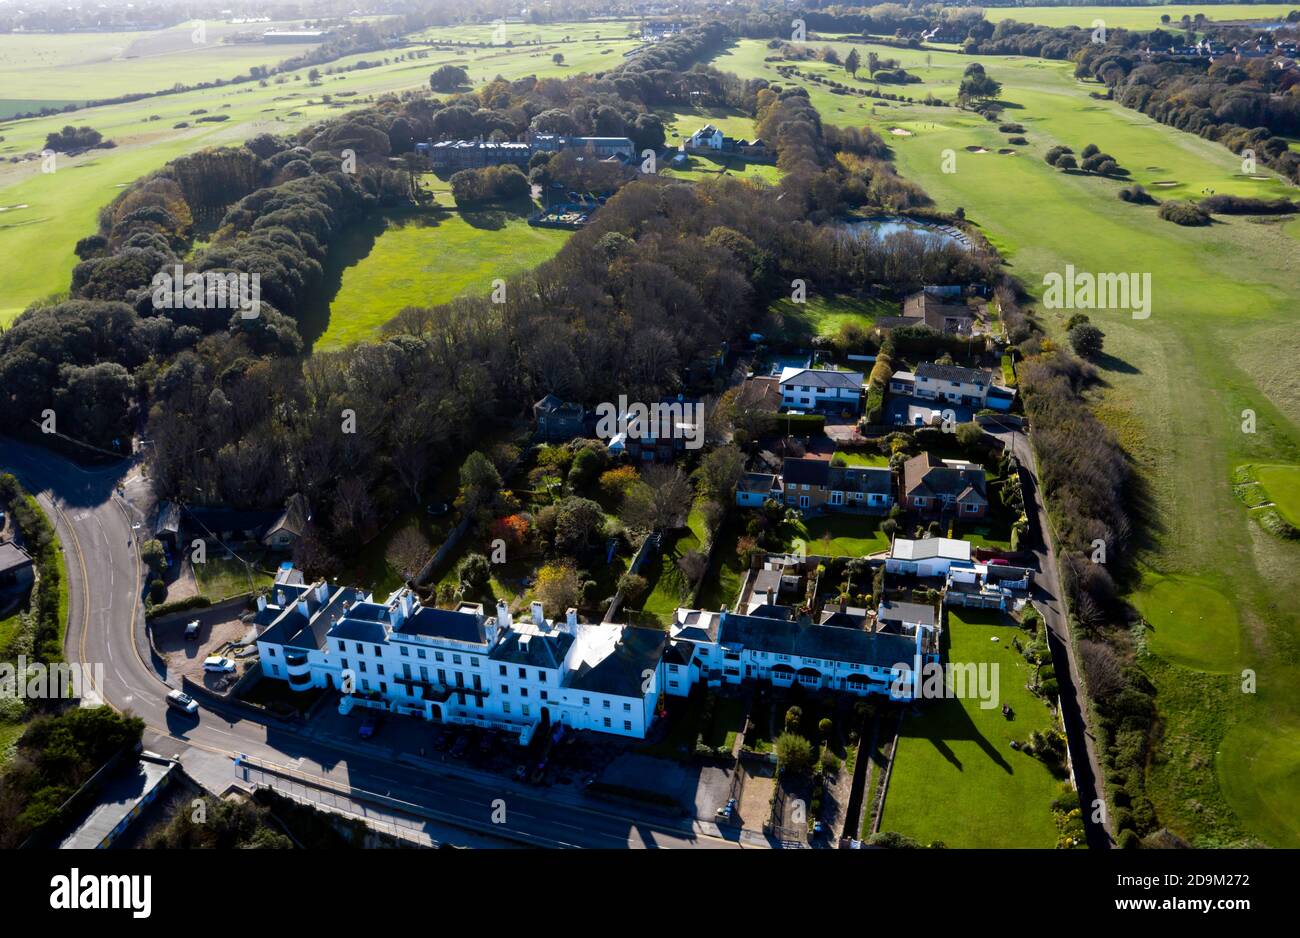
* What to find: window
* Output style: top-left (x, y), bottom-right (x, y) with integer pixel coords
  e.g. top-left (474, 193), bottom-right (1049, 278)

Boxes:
top-left (520, 688), bottom-right (528, 698)
top-left (602, 700), bottom-right (611, 710)
top-left (400, 646), bottom-right (408, 657)
top-left (355, 642), bottom-right (363, 654)
top-left (341, 658), bottom-right (349, 671)
top-left (518, 667), bottom-right (526, 679)
top-left (582, 696), bottom-right (590, 706)
top-left (503, 702), bottom-right (512, 714)
top-left (522, 705), bottom-right (531, 718)
top-left (373, 646), bottom-right (381, 657)
top-left (623, 721), bottom-right (631, 731)
top-left (359, 661), bottom-right (367, 673)
top-left (266, 647), bottom-right (276, 657)
top-left (436, 652), bottom-right (445, 663)
top-left (473, 675), bottom-right (481, 691)
top-left (337, 640), bottom-right (346, 652)
top-left (379, 682), bottom-right (386, 694)
top-left (603, 717), bottom-right (611, 728)
top-left (438, 669), bottom-right (447, 684)
top-left (417, 649), bottom-right (426, 660)
top-left (470, 657), bottom-right (479, 668)
top-left (376, 664), bottom-right (385, 676)
top-left (452, 654), bottom-right (462, 665)
top-left (540, 690), bottom-right (547, 700)
top-left (498, 664), bottom-right (506, 676)
top-left (420, 667), bottom-right (429, 681)
top-left (623, 702), bottom-right (631, 712)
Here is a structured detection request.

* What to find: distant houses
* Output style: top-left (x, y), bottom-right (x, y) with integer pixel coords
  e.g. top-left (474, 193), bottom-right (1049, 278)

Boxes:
top-left (533, 394), bottom-right (587, 442)
top-left (683, 124), bottom-right (772, 161)
top-left (417, 134), bottom-right (636, 172)
top-left (875, 290), bottom-right (977, 336)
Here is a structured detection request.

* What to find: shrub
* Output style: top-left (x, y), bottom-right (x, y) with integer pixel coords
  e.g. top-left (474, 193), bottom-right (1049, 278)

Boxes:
top-left (1157, 200), bottom-right (1210, 226)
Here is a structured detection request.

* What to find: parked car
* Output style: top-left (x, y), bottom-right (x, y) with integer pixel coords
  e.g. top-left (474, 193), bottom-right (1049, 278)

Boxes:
top-left (358, 713), bottom-right (382, 739)
top-left (514, 764), bottom-right (528, 781)
top-left (450, 735), bottom-right (469, 758)
top-left (166, 689), bottom-right (199, 716)
top-left (184, 620), bottom-right (201, 641)
top-left (203, 655), bottom-right (236, 673)
top-left (432, 733), bottom-right (450, 753)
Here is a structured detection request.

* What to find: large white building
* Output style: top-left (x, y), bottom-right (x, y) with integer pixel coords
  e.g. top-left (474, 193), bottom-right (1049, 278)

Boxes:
top-left (256, 567), bottom-right (666, 742)
top-left (777, 366), bottom-right (864, 413)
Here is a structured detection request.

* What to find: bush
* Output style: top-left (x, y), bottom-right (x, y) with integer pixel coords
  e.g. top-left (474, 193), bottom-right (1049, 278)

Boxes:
top-left (1157, 200), bottom-right (1210, 226)
top-left (1199, 195), bottom-right (1297, 215)
top-left (1118, 184), bottom-right (1157, 205)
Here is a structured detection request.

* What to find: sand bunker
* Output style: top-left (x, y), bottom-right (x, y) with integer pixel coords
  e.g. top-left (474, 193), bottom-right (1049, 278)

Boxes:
top-left (888, 127), bottom-right (913, 136)
top-left (1151, 180), bottom-right (1179, 188)
top-left (997, 148), bottom-right (1016, 155)
top-left (965, 146), bottom-right (988, 153)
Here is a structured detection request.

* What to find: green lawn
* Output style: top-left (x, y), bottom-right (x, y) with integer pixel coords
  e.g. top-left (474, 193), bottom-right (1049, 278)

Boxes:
top-left (696, 516), bottom-right (746, 612)
top-left (1132, 573), bottom-right (1242, 673)
top-left (835, 452), bottom-right (890, 468)
top-left (312, 204), bottom-right (569, 350)
top-left (768, 294), bottom-right (892, 343)
top-left (0, 611), bottom-right (21, 650)
top-left (1254, 464), bottom-right (1300, 528)
top-left (192, 553), bottom-right (274, 602)
top-left (880, 609), bottom-right (1060, 847)
top-left (631, 508), bottom-right (709, 625)
top-left (707, 35), bottom-right (1300, 846)
top-left (783, 513), bottom-right (890, 559)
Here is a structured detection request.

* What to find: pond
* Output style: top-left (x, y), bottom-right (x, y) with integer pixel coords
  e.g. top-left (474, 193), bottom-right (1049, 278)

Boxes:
top-left (841, 215), bottom-right (970, 250)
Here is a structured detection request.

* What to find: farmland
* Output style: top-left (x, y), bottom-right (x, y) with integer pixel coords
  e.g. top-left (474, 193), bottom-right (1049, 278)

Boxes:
top-left (977, 4), bottom-right (1299, 31)
top-left (705, 36), bottom-right (1300, 846)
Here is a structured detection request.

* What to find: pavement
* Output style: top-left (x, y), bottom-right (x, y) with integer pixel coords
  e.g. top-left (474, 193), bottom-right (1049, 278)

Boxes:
top-left (1, 436), bottom-right (763, 850)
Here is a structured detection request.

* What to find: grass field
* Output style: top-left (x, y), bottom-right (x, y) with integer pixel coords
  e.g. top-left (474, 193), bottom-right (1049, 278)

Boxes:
top-left (880, 609), bottom-right (1060, 848)
top-left (313, 202), bottom-right (569, 350)
top-left (968, 4), bottom-right (1299, 31)
top-left (1132, 573), bottom-right (1243, 672)
top-left (1254, 464), bottom-right (1300, 527)
top-left (0, 26), bottom-right (640, 323)
top-left (192, 553), bottom-right (274, 602)
top-left (768, 294), bottom-right (891, 342)
top-left (707, 36), bottom-right (1300, 846)
top-left (784, 514), bottom-right (890, 558)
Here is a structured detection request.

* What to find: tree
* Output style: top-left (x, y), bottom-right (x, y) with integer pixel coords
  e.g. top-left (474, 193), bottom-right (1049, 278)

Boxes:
top-left (460, 450), bottom-right (501, 508)
top-left (387, 525), bottom-right (430, 579)
top-left (1068, 323), bottom-right (1105, 360)
top-left (140, 538), bottom-right (166, 575)
top-left (617, 572), bottom-right (648, 601)
top-left (775, 732), bottom-right (814, 774)
top-left (818, 717), bottom-right (833, 740)
top-left (867, 51), bottom-right (880, 77)
top-left (429, 65), bottom-right (469, 92)
top-left (567, 447), bottom-right (604, 491)
top-left (552, 52), bottom-right (565, 66)
top-left (696, 444), bottom-right (745, 503)
top-left (458, 552), bottom-right (491, 593)
top-left (955, 422), bottom-right (983, 448)
top-left (535, 562), bottom-right (581, 612)
top-left (555, 496), bottom-right (605, 552)
top-left (844, 48), bottom-right (861, 78)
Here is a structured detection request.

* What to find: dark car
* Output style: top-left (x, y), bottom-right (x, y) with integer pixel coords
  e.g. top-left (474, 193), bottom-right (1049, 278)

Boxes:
top-left (450, 735), bottom-right (469, 758)
top-left (358, 713), bottom-right (382, 739)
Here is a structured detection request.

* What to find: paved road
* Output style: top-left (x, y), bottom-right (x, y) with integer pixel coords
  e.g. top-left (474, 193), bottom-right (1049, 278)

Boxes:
top-left (983, 419), bottom-right (1112, 849)
top-left (1, 437), bottom-right (746, 850)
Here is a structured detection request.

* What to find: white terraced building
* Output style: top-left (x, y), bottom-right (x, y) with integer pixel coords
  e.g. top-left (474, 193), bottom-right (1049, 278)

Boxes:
top-left (256, 560), bottom-right (944, 741)
top-left (255, 567), bottom-right (668, 742)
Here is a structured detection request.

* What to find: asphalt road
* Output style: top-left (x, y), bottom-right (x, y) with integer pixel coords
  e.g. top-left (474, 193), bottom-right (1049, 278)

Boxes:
top-left (983, 419), bottom-right (1112, 849)
top-left (1, 437), bottom-right (744, 850)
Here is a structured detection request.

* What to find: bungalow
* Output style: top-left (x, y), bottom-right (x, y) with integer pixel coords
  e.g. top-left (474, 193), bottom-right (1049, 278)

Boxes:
top-left (945, 562), bottom-right (1033, 610)
top-left (885, 536), bottom-right (972, 578)
top-left (875, 291), bottom-right (975, 336)
top-left (264, 494), bottom-right (309, 551)
top-left (778, 366), bottom-right (864, 413)
top-left (901, 452), bottom-right (988, 518)
top-left (534, 393), bottom-right (586, 442)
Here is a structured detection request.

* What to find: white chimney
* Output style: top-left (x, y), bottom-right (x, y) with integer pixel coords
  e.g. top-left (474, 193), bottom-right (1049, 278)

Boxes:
top-left (531, 600), bottom-right (545, 628)
top-left (566, 608), bottom-right (578, 633)
top-left (401, 591), bottom-right (414, 619)
top-left (496, 600), bottom-right (512, 631)
top-left (316, 582), bottom-right (329, 603)
top-left (257, 595), bottom-right (267, 612)
top-left (276, 590), bottom-right (286, 606)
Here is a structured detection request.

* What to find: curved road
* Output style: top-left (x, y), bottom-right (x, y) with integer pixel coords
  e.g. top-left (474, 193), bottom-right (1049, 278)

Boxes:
top-left (1, 437), bottom-right (742, 849)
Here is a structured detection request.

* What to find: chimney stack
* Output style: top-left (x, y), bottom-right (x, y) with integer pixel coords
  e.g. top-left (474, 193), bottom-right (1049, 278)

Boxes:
top-left (566, 608), bottom-right (578, 632)
top-left (496, 600), bottom-right (512, 631)
top-left (531, 600), bottom-right (546, 628)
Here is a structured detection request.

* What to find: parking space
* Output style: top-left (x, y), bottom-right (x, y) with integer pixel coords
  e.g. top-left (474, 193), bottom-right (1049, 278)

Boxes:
top-left (152, 604), bottom-right (255, 689)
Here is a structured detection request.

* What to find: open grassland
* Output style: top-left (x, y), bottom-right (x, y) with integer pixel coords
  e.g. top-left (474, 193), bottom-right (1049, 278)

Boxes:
top-left (768, 294), bottom-right (891, 342)
top-left (881, 610), bottom-right (1061, 848)
top-left (0, 27), bottom-right (639, 323)
top-left (0, 22), bottom-right (326, 107)
top-left (314, 201), bottom-right (569, 351)
top-left (1254, 464), bottom-right (1300, 527)
top-left (969, 4), bottom-right (1300, 30)
top-left (710, 37), bottom-right (1300, 846)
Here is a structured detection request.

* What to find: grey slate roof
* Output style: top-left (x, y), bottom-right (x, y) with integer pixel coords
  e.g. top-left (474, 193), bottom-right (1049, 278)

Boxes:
top-left (490, 628), bottom-right (574, 669)
top-left (782, 457), bottom-right (829, 486)
top-left (0, 541), bottom-right (33, 576)
top-left (914, 362), bottom-right (992, 386)
top-left (719, 612), bottom-right (917, 670)
top-left (566, 626), bottom-right (666, 697)
top-left (877, 600), bottom-right (937, 629)
top-left (396, 606), bottom-right (486, 644)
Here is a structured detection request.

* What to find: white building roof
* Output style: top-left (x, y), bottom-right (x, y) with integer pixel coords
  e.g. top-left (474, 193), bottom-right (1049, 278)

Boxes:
top-left (889, 537), bottom-right (971, 563)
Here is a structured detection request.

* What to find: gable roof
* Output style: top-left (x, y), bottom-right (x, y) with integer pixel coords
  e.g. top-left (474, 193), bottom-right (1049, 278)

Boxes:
top-left (782, 457), bottom-right (829, 487)
top-left (914, 362), bottom-right (992, 386)
top-left (889, 536), bottom-right (972, 563)
top-left (877, 600), bottom-right (937, 629)
top-left (565, 625), bottom-right (666, 698)
top-left (902, 453), bottom-right (987, 504)
top-left (778, 367), bottom-right (864, 391)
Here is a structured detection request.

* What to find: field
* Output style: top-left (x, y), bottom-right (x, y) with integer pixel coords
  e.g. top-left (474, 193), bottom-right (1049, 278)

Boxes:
top-left (706, 37), bottom-right (1300, 846)
top-left (313, 201), bottom-right (570, 350)
top-left (880, 609), bottom-right (1061, 848)
top-left (1254, 464), bottom-right (1300, 527)
top-left (768, 294), bottom-right (891, 342)
top-left (0, 25), bottom-right (641, 323)
top-left (972, 4), bottom-right (1299, 31)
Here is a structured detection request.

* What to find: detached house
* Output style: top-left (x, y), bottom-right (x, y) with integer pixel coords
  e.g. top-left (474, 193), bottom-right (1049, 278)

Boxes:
top-left (875, 291), bottom-right (976, 336)
top-left (890, 363), bottom-right (1014, 411)
top-left (901, 453), bottom-right (988, 518)
top-left (778, 366), bottom-right (864, 413)
top-left (534, 394), bottom-right (586, 442)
